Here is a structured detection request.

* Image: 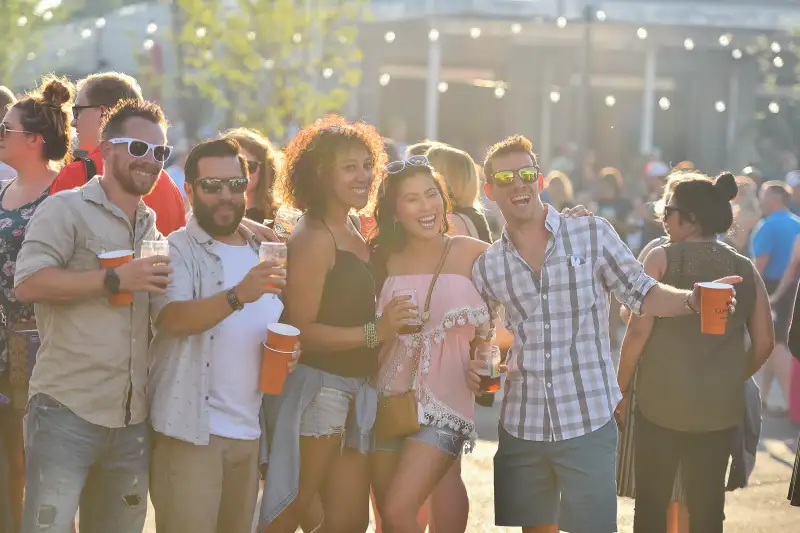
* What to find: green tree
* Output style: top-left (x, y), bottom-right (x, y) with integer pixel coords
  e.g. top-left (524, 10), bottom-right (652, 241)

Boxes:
top-left (0, 0), bottom-right (72, 85)
top-left (175, 0), bottom-right (368, 140)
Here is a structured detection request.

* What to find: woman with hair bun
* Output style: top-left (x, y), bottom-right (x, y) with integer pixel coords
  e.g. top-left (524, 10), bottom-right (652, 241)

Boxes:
top-left (0, 74), bottom-right (74, 533)
top-left (616, 172), bottom-right (774, 533)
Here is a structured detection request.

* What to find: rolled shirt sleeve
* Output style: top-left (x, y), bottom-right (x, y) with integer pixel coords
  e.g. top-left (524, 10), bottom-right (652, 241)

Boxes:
top-left (14, 195), bottom-right (77, 287)
top-left (596, 218), bottom-right (658, 316)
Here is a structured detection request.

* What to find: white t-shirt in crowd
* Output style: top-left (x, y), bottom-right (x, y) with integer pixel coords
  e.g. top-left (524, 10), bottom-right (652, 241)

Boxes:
top-left (209, 242), bottom-right (283, 440)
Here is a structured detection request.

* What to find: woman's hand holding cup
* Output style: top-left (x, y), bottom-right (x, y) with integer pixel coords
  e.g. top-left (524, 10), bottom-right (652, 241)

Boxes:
top-left (376, 295), bottom-right (419, 343)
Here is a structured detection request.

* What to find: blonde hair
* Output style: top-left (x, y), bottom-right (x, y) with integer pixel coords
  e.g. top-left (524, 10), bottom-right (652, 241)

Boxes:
top-left (732, 175), bottom-right (761, 216)
top-left (544, 171), bottom-right (574, 205)
top-left (426, 145), bottom-right (481, 210)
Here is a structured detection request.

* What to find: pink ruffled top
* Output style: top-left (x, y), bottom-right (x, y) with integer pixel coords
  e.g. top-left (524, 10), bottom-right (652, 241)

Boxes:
top-left (377, 274), bottom-right (491, 450)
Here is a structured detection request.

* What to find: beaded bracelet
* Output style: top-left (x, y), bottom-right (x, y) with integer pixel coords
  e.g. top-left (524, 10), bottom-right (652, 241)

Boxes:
top-left (364, 320), bottom-right (379, 349)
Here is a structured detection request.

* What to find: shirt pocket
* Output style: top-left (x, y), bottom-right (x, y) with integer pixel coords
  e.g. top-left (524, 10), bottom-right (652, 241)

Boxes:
top-left (546, 257), bottom-right (595, 312)
top-left (76, 237), bottom-right (107, 270)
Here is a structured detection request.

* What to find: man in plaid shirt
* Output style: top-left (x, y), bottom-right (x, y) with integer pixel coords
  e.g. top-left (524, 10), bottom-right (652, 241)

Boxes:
top-left (472, 136), bottom-right (735, 533)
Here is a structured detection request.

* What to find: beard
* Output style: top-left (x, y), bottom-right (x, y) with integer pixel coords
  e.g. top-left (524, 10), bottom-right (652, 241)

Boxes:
top-left (113, 158), bottom-right (160, 196)
top-left (193, 197), bottom-right (245, 237)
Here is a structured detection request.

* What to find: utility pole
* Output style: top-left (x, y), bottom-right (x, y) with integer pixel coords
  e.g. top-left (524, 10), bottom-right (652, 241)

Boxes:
top-left (576, 4), bottom-right (594, 188)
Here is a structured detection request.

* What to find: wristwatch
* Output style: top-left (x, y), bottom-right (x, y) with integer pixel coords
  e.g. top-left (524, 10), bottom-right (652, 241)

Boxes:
top-left (227, 287), bottom-right (244, 311)
top-left (103, 269), bottom-right (120, 294)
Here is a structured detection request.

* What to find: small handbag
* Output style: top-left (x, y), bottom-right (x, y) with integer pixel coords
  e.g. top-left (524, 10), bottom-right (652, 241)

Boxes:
top-left (8, 320), bottom-right (39, 387)
top-left (374, 238), bottom-right (452, 441)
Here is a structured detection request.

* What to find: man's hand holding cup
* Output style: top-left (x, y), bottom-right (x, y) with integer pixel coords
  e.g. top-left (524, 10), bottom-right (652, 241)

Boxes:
top-left (235, 260), bottom-right (286, 303)
top-left (116, 255), bottom-right (173, 295)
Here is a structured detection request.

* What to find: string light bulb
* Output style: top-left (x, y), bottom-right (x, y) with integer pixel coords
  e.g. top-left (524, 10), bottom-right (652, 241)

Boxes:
top-left (774, 56), bottom-right (785, 68)
top-left (43, 10), bottom-right (53, 22)
top-left (715, 101), bottom-right (726, 113)
top-left (684, 38), bottom-right (695, 51)
top-left (494, 87), bottom-right (506, 99)
top-left (17, 16), bottom-right (27, 27)
top-left (438, 81), bottom-right (449, 93)
top-left (719, 34), bottom-right (731, 47)
top-left (428, 29), bottom-right (439, 42)
top-left (511, 23), bottom-right (522, 34)
top-left (549, 89), bottom-right (561, 103)
top-left (80, 28), bottom-right (92, 39)
top-left (596, 10), bottom-right (607, 22)
top-left (195, 27), bottom-right (207, 39)
top-left (384, 31), bottom-right (395, 43)
top-left (470, 27), bottom-right (481, 39)
top-left (637, 28), bottom-right (648, 40)
top-left (732, 48), bottom-right (743, 59)
top-left (659, 97), bottom-right (671, 110)
top-left (771, 41), bottom-right (782, 53)
top-left (263, 58), bottom-right (275, 70)
top-left (605, 95), bottom-right (616, 107)
top-left (143, 39), bottom-right (155, 51)
top-left (322, 68), bottom-right (333, 79)
top-left (769, 101), bottom-right (780, 114)
top-left (292, 33), bottom-right (302, 44)
top-left (556, 17), bottom-right (567, 29)
top-left (95, 18), bottom-right (106, 29)
top-left (147, 22), bottom-right (158, 35)
top-left (379, 73), bottom-right (391, 86)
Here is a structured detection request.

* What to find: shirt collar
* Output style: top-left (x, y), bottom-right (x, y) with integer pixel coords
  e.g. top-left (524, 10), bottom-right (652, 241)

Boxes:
top-left (501, 204), bottom-right (562, 250)
top-left (186, 216), bottom-right (260, 252)
top-left (80, 176), bottom-right (150, 220)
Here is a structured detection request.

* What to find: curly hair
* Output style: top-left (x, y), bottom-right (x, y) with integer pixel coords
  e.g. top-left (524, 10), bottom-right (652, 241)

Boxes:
top-left (483, 135), bottom-right (538, 183)
top-left (13, 74), bottom-right (75, 163)
top-left (274, 115), bottom-right (387, 218)
top-left (222, 127), bottom-right (282, 219)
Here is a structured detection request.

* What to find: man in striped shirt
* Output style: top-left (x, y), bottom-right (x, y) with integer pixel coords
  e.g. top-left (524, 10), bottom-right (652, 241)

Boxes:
top-left (473, 136), bottom-right (734, 533)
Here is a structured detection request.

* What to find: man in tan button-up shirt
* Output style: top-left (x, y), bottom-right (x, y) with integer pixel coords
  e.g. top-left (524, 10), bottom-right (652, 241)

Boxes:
top-left (13, 100), bottom-right (173, 533)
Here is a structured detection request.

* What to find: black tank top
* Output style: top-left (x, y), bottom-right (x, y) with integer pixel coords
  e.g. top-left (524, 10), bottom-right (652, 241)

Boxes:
top-left (298, 223), bottom-right (377, 378)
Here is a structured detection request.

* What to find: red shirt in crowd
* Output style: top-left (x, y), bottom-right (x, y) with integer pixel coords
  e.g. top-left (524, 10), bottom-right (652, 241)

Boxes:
top-left (50, 147), bottom-right (187, 236)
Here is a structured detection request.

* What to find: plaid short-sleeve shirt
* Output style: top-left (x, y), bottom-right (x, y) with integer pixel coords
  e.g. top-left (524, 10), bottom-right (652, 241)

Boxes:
top-left (472, 206), bottom-right (657, 442)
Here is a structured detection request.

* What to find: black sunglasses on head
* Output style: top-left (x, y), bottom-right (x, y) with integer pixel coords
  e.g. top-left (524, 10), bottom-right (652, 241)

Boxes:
top-left (195, 177), bottom-right (249, 194)
top-left (246, 160), bottom-right (261, 174)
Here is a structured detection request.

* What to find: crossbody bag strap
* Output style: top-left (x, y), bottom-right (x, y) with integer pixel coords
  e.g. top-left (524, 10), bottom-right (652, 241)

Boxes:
top-left (421, 237), bottom-right (452, 323)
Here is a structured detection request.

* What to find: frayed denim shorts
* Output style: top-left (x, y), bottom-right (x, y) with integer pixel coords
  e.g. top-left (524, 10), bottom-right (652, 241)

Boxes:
top-left (373, 424), bottom-right (468, 457)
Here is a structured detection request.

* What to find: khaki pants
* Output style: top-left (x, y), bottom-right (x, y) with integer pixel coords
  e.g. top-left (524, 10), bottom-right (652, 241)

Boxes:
top-left (150, 432), bottom-right (260, 533)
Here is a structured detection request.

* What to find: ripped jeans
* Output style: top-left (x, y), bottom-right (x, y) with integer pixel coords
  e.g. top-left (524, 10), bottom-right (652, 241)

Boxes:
top-left (20, 394), bottom-right (149, 533)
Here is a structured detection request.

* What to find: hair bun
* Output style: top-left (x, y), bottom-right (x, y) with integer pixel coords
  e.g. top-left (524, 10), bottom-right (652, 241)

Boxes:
top-left (41, 76), bottom-right (74, 108)
top-left (714, 172), bottom-right (738, 202)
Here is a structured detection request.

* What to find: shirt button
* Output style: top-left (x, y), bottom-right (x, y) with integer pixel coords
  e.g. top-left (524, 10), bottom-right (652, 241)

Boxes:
top-left (210, 335), bottom-right (214, 340)
top-left (545, 353), bottom-right (551, 358)
top-left (205, 396), bottom-right (209, 400)
top-left (542, 295), bottom-right (548, 300)
top-left (217, 281), bottom-right (223, 286)
top-left (547, 382), bottom-right (552, 388)
top-left (206, 363), bottom-right (210, 367)
top-left (544, 324), bottom-right (550, 330)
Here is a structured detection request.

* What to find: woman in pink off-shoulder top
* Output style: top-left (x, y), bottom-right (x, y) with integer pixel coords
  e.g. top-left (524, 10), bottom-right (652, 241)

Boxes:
top-left (368, 155), bottom-right (496, 533)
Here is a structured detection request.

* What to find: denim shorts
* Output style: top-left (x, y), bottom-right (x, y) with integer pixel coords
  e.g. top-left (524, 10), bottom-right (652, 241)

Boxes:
top-left (299, 386), bottom-right (353, 438)
top-left (373, 424), bottom-right (468, 457)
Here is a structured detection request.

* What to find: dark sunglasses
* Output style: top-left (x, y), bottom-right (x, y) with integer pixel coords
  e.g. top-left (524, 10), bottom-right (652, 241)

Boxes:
top-left (108, 138), bottom-right (173, 162)
top-left (0, 123), bottom-right (40, 141)
top-left (72, 105), bottom-right (101, 119)
top-left (662, 205), bottom-right (686, 219)
top-left (195, 177), bottom-right (249, 194)
top-left (246, 160), bottom-right (261, 174)
top-left (491, 166), bottom-right (541, 187)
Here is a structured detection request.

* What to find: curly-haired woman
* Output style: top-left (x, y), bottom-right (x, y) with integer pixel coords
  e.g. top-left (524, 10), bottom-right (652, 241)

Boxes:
top-left (222, 128), bottom-right (282, 224)
top-left (260, 116), bottom-right (414, 533)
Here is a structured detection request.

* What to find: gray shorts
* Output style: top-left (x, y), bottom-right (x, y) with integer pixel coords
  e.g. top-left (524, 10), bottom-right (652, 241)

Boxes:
top-left (494, 419), bottom-right (618, 533)
top-left (373, 425), bottom-right (468, 457)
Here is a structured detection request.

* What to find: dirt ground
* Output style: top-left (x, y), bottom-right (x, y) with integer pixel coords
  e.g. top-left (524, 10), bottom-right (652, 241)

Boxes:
top-left (143, 400), bottom-right (799, 533)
